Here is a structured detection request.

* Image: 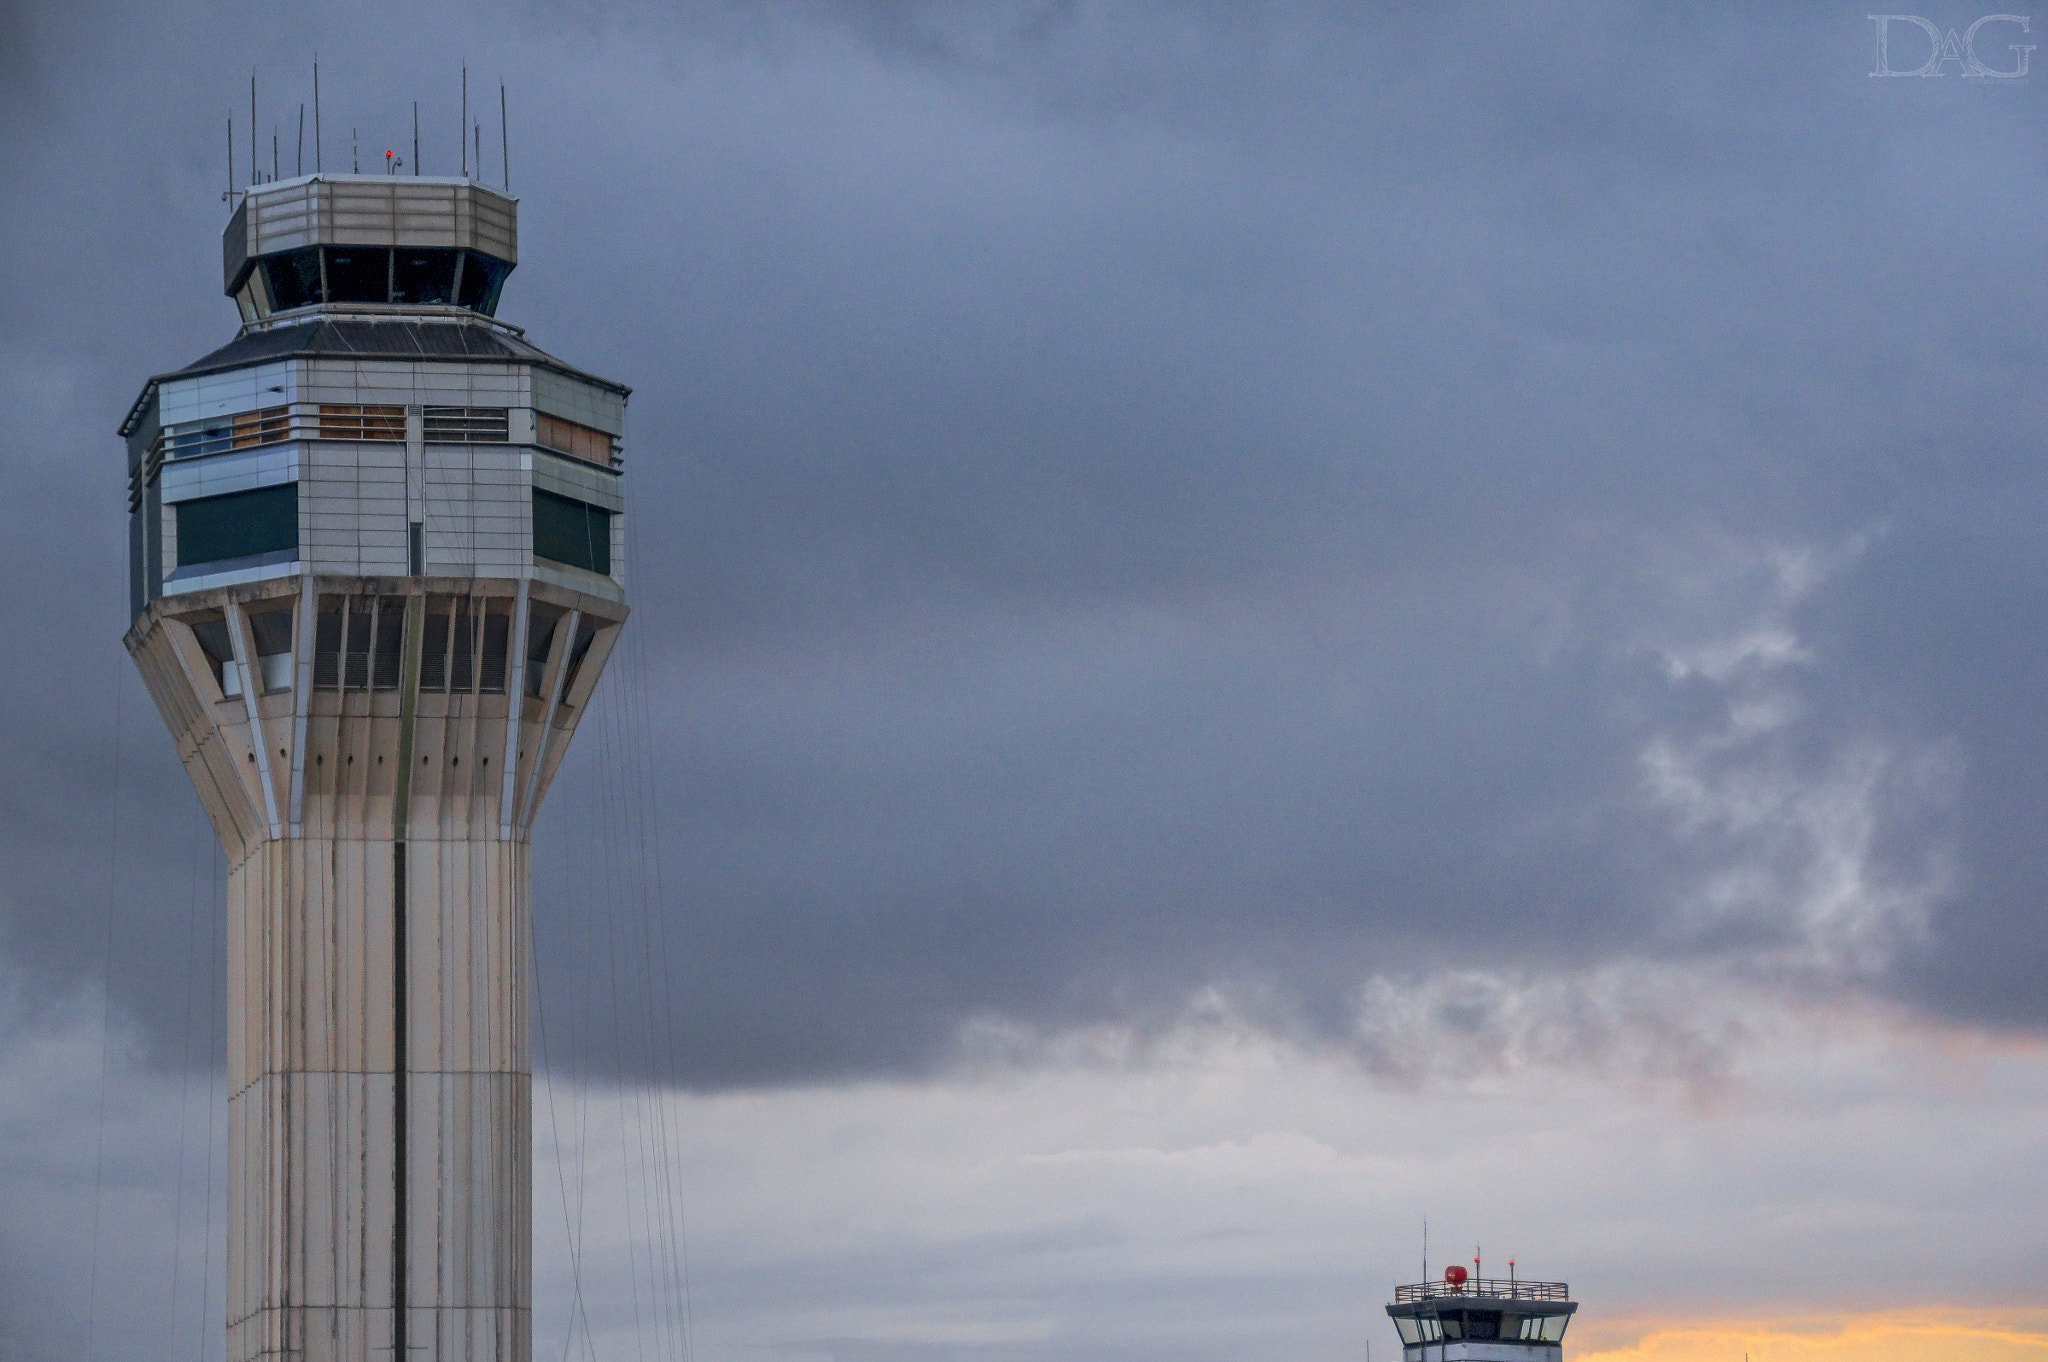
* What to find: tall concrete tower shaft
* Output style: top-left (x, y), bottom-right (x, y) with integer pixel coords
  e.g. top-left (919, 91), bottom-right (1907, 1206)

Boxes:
top-left (121, 175), bottom-right (629, 1362)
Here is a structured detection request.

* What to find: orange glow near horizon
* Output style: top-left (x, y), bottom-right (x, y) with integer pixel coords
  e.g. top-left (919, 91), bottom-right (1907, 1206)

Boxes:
top-left (1575, 1309), bottom-right (2048, 1362)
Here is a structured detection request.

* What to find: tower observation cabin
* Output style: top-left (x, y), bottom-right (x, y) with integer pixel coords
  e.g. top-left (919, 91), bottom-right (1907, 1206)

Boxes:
top-left (118, 171), bottom-right (630, 1362)
top-left (1386, 1267), bottom-right (1578, 1362)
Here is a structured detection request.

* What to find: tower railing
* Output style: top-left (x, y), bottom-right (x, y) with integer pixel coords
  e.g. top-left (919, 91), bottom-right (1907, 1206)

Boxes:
top-left (1393, 1279), bottom-right (1570, 1304)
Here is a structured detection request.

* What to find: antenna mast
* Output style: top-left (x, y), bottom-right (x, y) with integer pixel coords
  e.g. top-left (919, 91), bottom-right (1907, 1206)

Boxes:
top-left (313, 58), bottom-right (322, 172)
top-left (297, 103), bottom-right (304, 177)
top-left (250, 73), bottom-right (257, 185)
top-left (461, 66), bottom-right (467, 178)
top-left (500, 82), bottom-right (508, 190)
top-left (413, 101), bottom-right (420, 176)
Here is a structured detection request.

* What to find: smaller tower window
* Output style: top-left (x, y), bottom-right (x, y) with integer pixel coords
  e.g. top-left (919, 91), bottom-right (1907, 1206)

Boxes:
top-left (313, 601), bottom-right (344, 690)
top-left (247, 605), bottom-right (295, 693)
top-left (317, 405), bottom-right (406, 440)
top-left (451, 598), bottom-right (479, 693)
top-left (420, 601), bottom-right (451, 692)
top-left (559, 616), bottom-right (600, 704)
top-left (342, 600), bottom-right (375, 690)
top-left (370, 600), bottom-right (405, 692)
top-left (532, 488), bottom-right (613, 576)
top-left (165, 407), bottom-right (288, 460)
top-left (478, 603), bottom-right (512, 694)
top-left (175, 483), bottom-right (298, 568)
top-left (187, 614), bottom-right (234, 695)
top-left (524, 603), bottom-right (562, 698)
top-left (534, 412), bottom-right (615, 466)
top-left (423, 407), bottom-right (509, 443)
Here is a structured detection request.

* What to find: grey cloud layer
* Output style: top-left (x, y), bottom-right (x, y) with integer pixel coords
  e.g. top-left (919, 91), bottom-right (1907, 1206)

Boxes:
top-left (3, 0), bottom-right (2045, 1087)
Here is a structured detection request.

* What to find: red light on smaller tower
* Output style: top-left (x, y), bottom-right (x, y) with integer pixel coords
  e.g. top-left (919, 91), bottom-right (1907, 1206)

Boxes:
top-left (1444, 1265), bottom-right (1467, 1291)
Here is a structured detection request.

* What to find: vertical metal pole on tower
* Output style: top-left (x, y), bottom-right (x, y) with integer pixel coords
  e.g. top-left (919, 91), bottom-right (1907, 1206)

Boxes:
top-left (461, 67), bottom-right (467, 178)
top-left (500, 83), bottom-right (509, 190)
top-left (313, 59), bottom-right (322, 172)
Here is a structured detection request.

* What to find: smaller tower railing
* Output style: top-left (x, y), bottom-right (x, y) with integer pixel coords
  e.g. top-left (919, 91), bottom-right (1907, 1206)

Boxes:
top-left (1393, 1279), bottom-right (1570, 1304)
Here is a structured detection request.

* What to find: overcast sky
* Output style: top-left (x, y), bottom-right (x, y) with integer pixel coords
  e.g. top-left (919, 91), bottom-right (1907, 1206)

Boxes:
top-left (3, 3), bottom-right (2048, 1360)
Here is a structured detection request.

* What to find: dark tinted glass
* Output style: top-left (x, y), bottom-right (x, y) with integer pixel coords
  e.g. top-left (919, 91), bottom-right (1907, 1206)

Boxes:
top-left (248, 606), bottom-right (294, 656)
top-left (344, 602), bottom-right (373, 690)
top-left (323, 247), bottom-right (391, 303)
top-left (313, 604), bottom-right (343, 690)
top-left (371, 601), bottom-right (405, 691)
top-left (456, 250), bottom-right (511, 314)
top-left (262, 248), bottom-right (323, 310)
top-left (392, 248), bottom-right (459, 305)
top-left (560, 616), bottom-right (600, 700)
top-left (531, 489), bottom-right (611, 575)
top-left (420, 601), bottom-right (450, 692)
top-left (175, 484), bottom-right (298, 567)
top-left (479, 608), bottom-right (510, 694)
top-left (189, 618), bottom-right (233, 667)
top-left (451, 599), bottom-right (476, 692)
top-left (523, 604), bottom-right (561, 696)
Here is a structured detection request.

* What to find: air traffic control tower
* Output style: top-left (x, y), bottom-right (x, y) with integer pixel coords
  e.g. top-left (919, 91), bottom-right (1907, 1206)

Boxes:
top-left (1387, 1267), bottom-right (1578, 1362)
top-left (121, 174), bottom-right (629, 1362)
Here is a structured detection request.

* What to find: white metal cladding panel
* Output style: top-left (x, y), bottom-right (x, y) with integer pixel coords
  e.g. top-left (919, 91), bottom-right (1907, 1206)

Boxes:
top-left (242, 178), bottom-right (516, 257)
top-left (529, 449), bottom-right (623, 512)
top-left (531, 367), bottom-right (624, 436)
top-left (300, 441), bottom-right (407, 574)
top-left (160, 445), bottom-right (300, 503)
top-left (421, 444), bottom-right (527, 576)
top-left (298, 359), bottom-right (530, 408)
top-left (161, 557), bottom-right (301, 598)
top-left (160, 361), bottom-right (297, 425)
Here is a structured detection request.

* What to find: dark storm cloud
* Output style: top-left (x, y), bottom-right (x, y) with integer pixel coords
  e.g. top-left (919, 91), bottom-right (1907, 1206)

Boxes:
top-left (3, 0), bottom-right (2046, 1087)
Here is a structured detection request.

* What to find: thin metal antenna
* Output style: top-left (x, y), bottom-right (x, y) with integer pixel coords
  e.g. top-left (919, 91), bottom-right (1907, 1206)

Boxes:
top-left (352, 126), bottom-right (359, 174)
top-left (1422, 1219), bottom-right (1428, 1286)
top-left (461, 66), bottom-right (467, 178)
top-left (413, 101), bottom-right (420, 176)
top-left (226, 113), bottom-right (233, 199)
top-left (297, 103), bottom-right (304, 176)
top-left (273, 128), bottom-right (278, 181)
top-left (313, 58), bottom-right (322, 172)
top-left (474, 121), bottom-right (481, 183)
top-left (499, 82), bottom-right (508, 190)
top-left (250, 73), bottom-right (257, 185)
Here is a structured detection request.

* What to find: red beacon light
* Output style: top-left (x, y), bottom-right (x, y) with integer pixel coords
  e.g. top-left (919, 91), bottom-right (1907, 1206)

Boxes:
top-left (1443, 1265), bottom-right (1468, 1292)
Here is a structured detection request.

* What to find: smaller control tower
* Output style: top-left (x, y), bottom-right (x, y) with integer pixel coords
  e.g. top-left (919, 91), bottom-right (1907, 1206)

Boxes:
top-left (1386, 1266), bottom-right (1577, 1362)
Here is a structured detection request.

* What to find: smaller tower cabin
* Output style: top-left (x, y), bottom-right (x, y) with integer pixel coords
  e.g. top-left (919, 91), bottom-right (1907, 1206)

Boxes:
top-left (1386, 1267), bottom-right (1577, 1362)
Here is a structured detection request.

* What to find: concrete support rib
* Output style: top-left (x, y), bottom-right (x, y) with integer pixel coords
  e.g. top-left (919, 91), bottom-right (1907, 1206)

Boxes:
top-left (126, 576), bottom-right (624, 1362)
